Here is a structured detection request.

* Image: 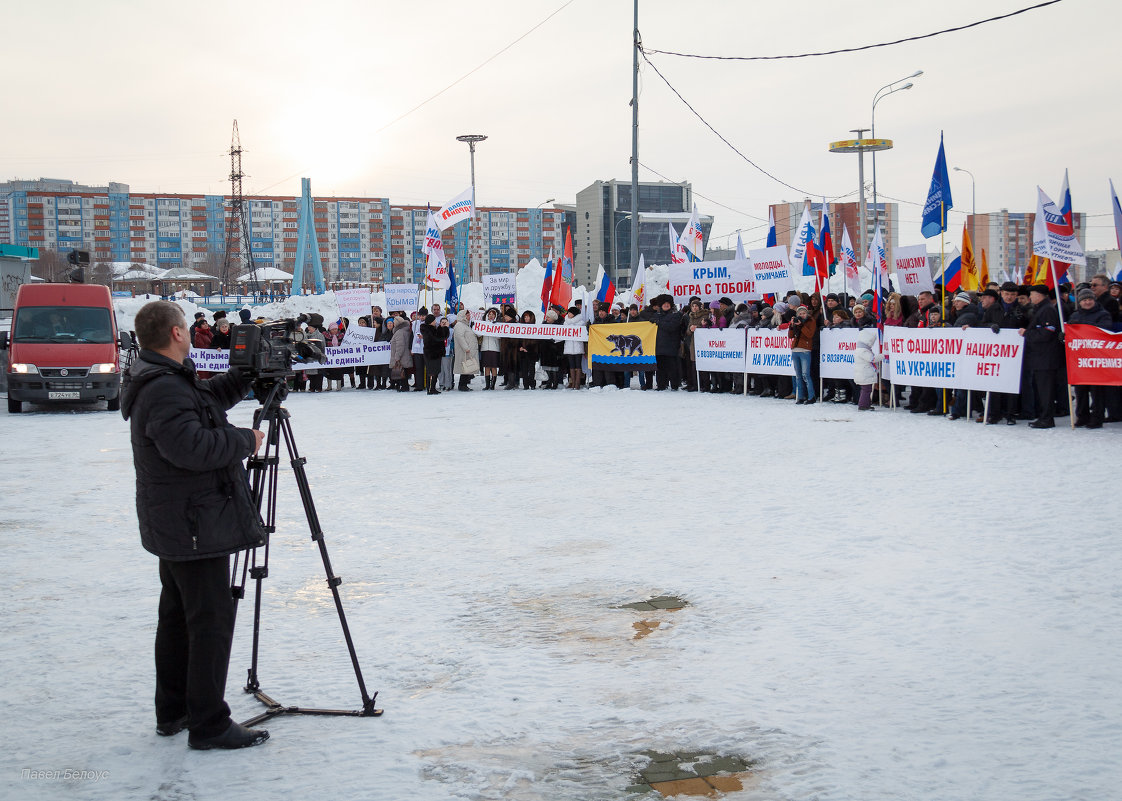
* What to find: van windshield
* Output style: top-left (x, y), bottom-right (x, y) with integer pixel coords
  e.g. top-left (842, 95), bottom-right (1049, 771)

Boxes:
top-left (13, 306), bottom-right (115, 344)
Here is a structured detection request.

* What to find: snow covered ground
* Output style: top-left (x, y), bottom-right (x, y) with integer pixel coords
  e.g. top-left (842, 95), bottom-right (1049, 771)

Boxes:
top-left (2, 381), bottom-right (1120, 801)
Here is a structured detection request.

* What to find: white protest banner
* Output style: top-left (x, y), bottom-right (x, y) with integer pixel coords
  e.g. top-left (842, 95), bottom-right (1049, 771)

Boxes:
top-left (295, 344), bottom-right (390, 370)
top-left (819, 328), bottom-right (860, 380)
top-left (745, 327), bottom-right (795, 375)
top-left (893, 244), bottom-right (934, 294)
top-left (694, 329), bottom-right (747, 373)
top-left (340, 324), bottom-right (380, 349)
top-left (881, 326), bottom-right (1023, 393)
top-left (334, 287), bottom-right (373, 319)
top-left (471, 320), bottom-right (587, 342)
top-left (483, 273), bottom-right (517, 305)
top-left (190, 344), bottom-right (390, 373)
top-left (668, 259), bottom-right (758, 306)
top-left (384, 283), bottom-right (419, 312)
top-left (189, 348), bottom-right (230, 372)
top-left (748, 245), bottom-right (797, 295)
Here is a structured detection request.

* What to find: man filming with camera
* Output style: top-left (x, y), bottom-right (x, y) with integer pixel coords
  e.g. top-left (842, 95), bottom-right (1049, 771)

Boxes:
top-left (120, 301), bottom-right (270, 750)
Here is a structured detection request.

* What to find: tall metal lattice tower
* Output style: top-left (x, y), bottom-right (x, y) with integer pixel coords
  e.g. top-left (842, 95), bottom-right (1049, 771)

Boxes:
top-left (221, 120), bottom-right (256, 292)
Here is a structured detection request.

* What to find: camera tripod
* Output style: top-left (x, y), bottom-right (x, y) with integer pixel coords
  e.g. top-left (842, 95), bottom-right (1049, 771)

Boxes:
top-left (231, 376), bottom-right (382, 726)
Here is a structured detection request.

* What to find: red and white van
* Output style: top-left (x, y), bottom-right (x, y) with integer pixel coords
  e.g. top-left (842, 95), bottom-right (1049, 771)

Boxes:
top-left (1, 283), bottom-right (126, 413)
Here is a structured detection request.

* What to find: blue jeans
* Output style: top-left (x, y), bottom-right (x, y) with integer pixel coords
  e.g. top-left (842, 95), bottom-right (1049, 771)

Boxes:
top-left (792, 351), bottom-right (814, 401)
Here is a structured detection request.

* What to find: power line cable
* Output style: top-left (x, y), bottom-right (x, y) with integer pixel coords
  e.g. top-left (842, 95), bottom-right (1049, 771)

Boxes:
top-left (643, 0), bottom-right (1063, 61)
top-left (639, 50), bottom-right (837, 198)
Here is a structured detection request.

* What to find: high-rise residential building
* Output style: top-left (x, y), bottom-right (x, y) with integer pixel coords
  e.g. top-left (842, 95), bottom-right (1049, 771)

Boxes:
top-left (967, 210), bottom-right (1087, 283)
top-left (771, 200), bottom-right (900, 271)
top-left (0, 178), bottom-right (565, 287)
top-left (574, 179), bottom-right (712, 289)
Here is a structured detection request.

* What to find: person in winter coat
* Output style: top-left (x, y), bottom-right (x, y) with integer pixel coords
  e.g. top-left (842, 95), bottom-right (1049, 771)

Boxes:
top-left (853, 327), bottom-right (882, 410)
top-left (539, 309), bottom-right (566, 389)
top-left (1022, 286), bottom-right (1063, 428)
top-left (562, 306), bottom-right (586, 389)
top-left (452, 309), bottom-right (480, 391)
top-left (120, 301), bottom-right (269, 751)
top-left (514, 310), bottom-right (539, 389)
top-left (420, 314), bottom-right (450, 394)
top-left (1069, 288), bottom-right (1112, 428)
top-left (649, 295), bottom-right (684, 391)
top-left (388, 317), bottom-right (413, 391)
top-left (410, 308), bottom-right (428, 391)
top-left (479, 307), bottom-right (502, 390)
top-left (683, 300), bottom-right (711, 391)
top-left (323, 323), bottom-right (344, 391)
top-left (499, 308), bottom-right (520, 389)
top-left (303, 314), bottom-right (327, 392)
top-left (787, 305), bottom-right (818, 404)
top-left (210, 318), bottom-right (230, 350)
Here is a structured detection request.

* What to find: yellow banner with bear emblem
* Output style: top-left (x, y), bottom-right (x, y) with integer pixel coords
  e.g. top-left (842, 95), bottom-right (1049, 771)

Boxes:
top-left (588, 322), bottom-right (657, 372)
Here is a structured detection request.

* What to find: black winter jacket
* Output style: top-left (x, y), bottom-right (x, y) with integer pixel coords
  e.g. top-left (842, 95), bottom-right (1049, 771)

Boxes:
top-left (421, 323), bottom-right (450, 359)
top-left (1069, 302), bottom-right (1113, 328)
top-left (120, 351), bottom-right (265, 561)
top-left (1024, 301), bottom-right (1063, 371)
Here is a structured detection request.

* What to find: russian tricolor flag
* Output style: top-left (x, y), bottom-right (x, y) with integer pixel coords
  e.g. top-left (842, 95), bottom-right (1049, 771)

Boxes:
top-left (594, 264), bottom-right (616, 306)
top-left (941, 248), bottom-right (962, 293)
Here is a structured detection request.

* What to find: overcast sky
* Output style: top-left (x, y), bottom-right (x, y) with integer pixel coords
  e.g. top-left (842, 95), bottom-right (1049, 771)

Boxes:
top-left (4, 0), bottom-right (1118, 251)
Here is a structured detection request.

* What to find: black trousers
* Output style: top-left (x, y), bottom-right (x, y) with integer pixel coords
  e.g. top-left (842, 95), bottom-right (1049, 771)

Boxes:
top-left (155, 556), bottom-right (235, 738)
top-left (1074, 385), bottom-right (1105, 424)
top-left (1032, 369), bottom-right (1057, 423)
top-left (656, 355), bottom-right (680, 389)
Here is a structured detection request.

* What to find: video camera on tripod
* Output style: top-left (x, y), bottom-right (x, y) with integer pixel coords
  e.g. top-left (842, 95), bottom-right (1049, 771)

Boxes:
top-left (228, 315), bottom-right (326, 379)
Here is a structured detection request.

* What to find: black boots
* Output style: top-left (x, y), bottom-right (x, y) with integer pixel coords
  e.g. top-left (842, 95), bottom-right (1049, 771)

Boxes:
top-left (188, 722), bottom-right (269, 751)
top-left (458, 375), bottom-right (473, 391)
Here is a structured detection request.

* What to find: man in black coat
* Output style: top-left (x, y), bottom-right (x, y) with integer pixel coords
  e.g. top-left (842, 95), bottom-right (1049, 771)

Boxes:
top-left (121, 301), bottom-right (269, 750)
top-left (649, 295), bottom-right (683, 390)
top-left (420, 313), bottom-right (450, 394)
top-left (977, 283), bottom-right (1030, 424)
top-left (1021, 286), bottom-right (1064, 429)
top-left (1069, 288), bottom-right (1114, 427)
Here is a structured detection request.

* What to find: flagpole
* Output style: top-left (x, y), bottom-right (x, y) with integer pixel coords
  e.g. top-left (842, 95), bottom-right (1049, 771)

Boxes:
top-left (940, 201), bottom-right (948, 414)
top-left (1044, 242), bottom-right (1076, 428)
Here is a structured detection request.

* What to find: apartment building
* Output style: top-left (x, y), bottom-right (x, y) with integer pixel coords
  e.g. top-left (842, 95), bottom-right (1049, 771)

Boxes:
top-left (1, 179), bottom-right (566, 286)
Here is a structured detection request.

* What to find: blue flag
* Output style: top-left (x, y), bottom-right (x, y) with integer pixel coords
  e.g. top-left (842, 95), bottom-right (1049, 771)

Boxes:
top-left (921, 132), bottom-right (953, 239)
top-left (445, 262), bottom-right (459, 309)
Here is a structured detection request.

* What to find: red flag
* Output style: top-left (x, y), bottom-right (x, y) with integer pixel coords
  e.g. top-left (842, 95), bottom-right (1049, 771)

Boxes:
top-left (549, 228), bottom-right (573, 308)
top-left (541, 249), bottom-right (554, 314)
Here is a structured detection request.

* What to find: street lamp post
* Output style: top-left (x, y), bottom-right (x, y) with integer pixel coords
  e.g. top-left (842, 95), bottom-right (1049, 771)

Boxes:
top-left (534, 198), bottom-right (555, 264)
top-left (871, 71), bottom-right (922, 239)
top-left (456, 134), bottom-right (487, 282)
top-left (953, 167), bottom-right (976, 263)
top-left (613, 213), bottom-right (634, 285)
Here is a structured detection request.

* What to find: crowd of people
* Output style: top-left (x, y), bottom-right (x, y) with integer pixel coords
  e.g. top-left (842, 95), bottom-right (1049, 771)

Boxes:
top-left (185, 274), bottom-right (1122, 431)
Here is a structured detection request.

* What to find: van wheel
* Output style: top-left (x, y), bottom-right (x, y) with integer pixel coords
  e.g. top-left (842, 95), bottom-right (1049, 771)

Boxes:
top-left (7, 398), bottom-right (22, 413)
top-left (107, 396), bottom-right (120, 412)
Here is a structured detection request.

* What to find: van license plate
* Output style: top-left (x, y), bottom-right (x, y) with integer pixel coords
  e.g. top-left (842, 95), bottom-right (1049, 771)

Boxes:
top-left (48, 391), bottom-right (81, 400)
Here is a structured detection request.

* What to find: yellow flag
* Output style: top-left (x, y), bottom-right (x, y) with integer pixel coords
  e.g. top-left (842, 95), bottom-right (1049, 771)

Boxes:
top-left (1024, 254), bottom-right (1037, 284)
top-left (979, 248), bottom-right (990, 287)
top-left (588, 322), bottom-right (657, 371)
top-left (1033, 255), bottom-right (1052, 284)
top-left (960, 225), bottom-right (978, 291)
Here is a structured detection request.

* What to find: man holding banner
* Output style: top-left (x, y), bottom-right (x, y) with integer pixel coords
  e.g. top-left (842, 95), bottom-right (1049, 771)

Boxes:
top-left (1022, 285), bottom-right (1063, 429)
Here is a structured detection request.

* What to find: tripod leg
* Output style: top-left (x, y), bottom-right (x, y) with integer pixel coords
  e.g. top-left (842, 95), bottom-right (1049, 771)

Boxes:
top-left (276, 414), bottom-right (378, 714)
top-left (242, 406), bottom-right (280, 694)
